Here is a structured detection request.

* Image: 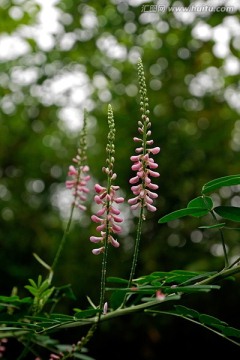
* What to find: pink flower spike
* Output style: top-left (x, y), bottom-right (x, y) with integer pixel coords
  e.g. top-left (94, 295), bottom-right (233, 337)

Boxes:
top-left (66, 156), bottom-right (91, 213)
top-left (90, 106), bottom-right (124, 253)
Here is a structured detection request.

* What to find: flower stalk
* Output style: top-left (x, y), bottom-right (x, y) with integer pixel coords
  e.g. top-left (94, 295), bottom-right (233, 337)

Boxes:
top-left (90, 104), bottom-right (124, 314)
top-left (51, 110), bottom-right (90, 274)
top-left (127, 58), bottom-right (160, 289)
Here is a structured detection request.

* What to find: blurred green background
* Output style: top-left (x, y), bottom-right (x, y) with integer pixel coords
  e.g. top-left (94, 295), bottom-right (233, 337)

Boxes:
top-left (1, 0), bottom-right (240, 358)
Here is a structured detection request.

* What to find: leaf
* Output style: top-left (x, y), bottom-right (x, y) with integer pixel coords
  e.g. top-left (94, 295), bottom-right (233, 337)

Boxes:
top-left (55, 284), bottom-right (76, 301)
top-left (145, 307), bottom-right (240, 346)
top-left (74, 308), bottom-right (99, 319)
top-left (187, 196), bottom-right (213, 211)
top-left (199, 314), bottom-right (228, 326)
top-left (33, 253), bottom-right (52, 271)
top-left (37, 275), bottom-right (43, 287)
top-left (110, 290), bottom-right (127, 310)
top-left (202, 175), bottom-right (240, 194)
top-left (24, 286), bottom-right (38, 297)
top-left (166, 285), bottom-right (220, 294)
top-left (0, 296), bottom-right (32, 304)
top-left (214, 206), bottom-right (240, 222)
top-left (107, 277), bottom-right (129, 284)
top-left (28, 279), bottom-right (37, 288)
top-left (223, 326), bottom-right (240, 338)
top-left (174, 305), bottom-right (199, 319)
top-left (158, 207), bottom-right (209, 223)
top-left (49, 313), bottom-right (74, 321)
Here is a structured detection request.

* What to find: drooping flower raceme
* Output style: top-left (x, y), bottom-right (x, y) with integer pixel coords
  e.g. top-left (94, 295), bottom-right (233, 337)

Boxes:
top-left (52, 110), bottom-right (91, 273)
top-left (90, 105), bottom-right (124, 255)
top-left (65, 110), bottom-right (90, 211)
top-left (66, 163), bottom-right (90, 211)
top-left (128, 59), bottom-right (160, 216)
top-left (126, 59), bottom-right (160, 290)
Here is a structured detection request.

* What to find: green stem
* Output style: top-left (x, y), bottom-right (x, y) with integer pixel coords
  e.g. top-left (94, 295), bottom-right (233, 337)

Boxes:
top-left (58, 222), bottom-right (110, 359)
top-left (128, 205), bottom-right (144, 288)
top-left (210, 210), bottom-right (229, 268)
top-left (51, 203), bottom-right (75, 274)
top-left (61, 323), bottom-right (98, 359)
top-left (196, 263), bottom-right (240, 285)
top-left (98, 236), bottom-right (109, 319)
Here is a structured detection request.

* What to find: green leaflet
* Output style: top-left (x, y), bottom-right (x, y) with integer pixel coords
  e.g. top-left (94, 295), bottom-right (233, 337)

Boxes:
top-left (146, 305), bottom-right (240, 345)
top-left (187, 196), bottom-right (213, 210)
top-left (159, 196), bottom-right (212, 223)
top-left (107, 277), bottom-right (129, 284)
top-left (202, 175), bottom-right (240, 194)
top-left (158, 207), bottom-right (209, 223)
top-left (214, 206), bottom-right (240, 222)
top-left (74, 308), bottom-right (99, 319)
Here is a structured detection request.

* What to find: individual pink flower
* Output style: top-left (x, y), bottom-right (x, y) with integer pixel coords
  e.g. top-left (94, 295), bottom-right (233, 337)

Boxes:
top-left (49, 354), bottom-right (63, 360)
top-left (103, 301), bottom-right (108, 315)
top-left (156, 290), bottom-right (165, 301)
